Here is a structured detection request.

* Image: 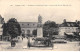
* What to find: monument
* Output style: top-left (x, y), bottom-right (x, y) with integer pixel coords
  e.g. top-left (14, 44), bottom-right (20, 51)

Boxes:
top-left (37, 15), bottom-right (43, 37)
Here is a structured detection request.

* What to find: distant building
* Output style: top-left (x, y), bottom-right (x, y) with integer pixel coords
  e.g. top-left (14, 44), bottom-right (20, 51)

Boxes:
top-left (0, 15), bottom-right (4, 40)
top-left (59, 19), bottom-right (79, 36)
top-left (19, 15), bottom-right (43, 37)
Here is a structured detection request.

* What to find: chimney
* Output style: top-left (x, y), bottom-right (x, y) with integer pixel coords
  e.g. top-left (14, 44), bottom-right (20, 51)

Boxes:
top-left (63, 19), bottom-right (66, 23)
top-left (75, 20), bottom-right (78, 23)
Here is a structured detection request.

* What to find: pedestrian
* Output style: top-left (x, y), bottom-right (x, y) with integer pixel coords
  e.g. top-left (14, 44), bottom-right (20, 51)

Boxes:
top-left (23, 37), bottom-right (28, 49)
top-left (51, 40), bottom-right (54, 49)
top-left (27, 37), bottom-right (30, 48)
top-left (11, 39), bottom-right (16, 47)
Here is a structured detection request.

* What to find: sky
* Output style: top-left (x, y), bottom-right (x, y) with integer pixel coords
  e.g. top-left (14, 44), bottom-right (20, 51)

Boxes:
top-left (0, 0), bottom-right (80, 24)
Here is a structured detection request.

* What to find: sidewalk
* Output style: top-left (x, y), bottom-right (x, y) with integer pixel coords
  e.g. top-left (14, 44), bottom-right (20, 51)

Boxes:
top-left (0, 40), bottom-right (80, 51)
top-left (0, 41), bottom-right (10, 51)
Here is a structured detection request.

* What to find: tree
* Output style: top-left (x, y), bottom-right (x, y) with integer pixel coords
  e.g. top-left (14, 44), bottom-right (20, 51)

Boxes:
top-left (6, 18), bottom-right (21, 39)
top-left (43, 20), bottom-right (58, 37)
top-left (44, 20), bottom-right (58, 28)
top-left (2, 23), bottom-right (8, 36)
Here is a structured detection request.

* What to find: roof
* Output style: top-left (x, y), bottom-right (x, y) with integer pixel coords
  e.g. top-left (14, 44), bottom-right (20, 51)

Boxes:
top-left (59, 22), bottom-right (79, 27)
top-left (19, 22), bottom-right (38, 28)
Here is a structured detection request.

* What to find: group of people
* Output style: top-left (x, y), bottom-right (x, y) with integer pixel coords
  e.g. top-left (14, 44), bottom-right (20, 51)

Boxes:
top-left (11, 36), bottom-right (30, 48)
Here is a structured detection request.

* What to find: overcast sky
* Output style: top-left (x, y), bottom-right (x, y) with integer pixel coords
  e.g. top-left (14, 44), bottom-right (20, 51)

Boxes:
top-left (0, 0), bottom-right (80, 24)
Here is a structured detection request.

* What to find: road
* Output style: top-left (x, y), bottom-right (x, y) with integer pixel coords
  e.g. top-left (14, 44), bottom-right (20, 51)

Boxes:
top-left (0, 38), bottom-right (80, 51)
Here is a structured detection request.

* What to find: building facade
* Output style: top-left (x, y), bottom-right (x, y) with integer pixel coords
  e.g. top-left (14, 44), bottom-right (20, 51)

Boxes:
top-left (59, 19), bottom-right (79, 36)
top-left (0, 15), bottom-right (4, 40)
top-left (19, 15), bottom-right (43, 37)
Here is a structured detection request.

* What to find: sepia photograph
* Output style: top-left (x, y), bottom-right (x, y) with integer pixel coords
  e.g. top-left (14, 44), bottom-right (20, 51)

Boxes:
top-left (0, 0), bottom-right (80, 51)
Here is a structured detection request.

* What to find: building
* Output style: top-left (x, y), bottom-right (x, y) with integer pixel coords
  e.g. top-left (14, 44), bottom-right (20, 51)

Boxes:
top-left (59, 19), bottom-right (79, 36)
top-left (19, 15), bottom-right (43, 37)
top-left (0, 15), bottom-right (4, 40)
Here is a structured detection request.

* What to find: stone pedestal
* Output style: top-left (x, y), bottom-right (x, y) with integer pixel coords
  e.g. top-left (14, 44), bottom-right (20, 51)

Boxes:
top-left (37, 27), bottom-right (43, 37)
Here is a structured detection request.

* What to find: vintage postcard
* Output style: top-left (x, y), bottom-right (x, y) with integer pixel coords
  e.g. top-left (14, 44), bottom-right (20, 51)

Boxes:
top-left (0, 0), bottom-right (80, 51)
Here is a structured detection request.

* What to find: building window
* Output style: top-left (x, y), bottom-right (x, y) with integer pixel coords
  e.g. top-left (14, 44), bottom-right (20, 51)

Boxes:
top-left (33, 24), bottom-right (35, 26)
top-left (28, 24), bottom-right (29, 26)
top-left (22, 29), bottom-right (25, 33)
top-left (27, 30), bottom-right (30, 34)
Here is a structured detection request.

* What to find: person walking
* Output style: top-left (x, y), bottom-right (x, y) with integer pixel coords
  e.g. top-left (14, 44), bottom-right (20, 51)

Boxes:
top-left (11, 39), bottom-right (16, 47)
top-left (22, 37), bottom-right (28, 49)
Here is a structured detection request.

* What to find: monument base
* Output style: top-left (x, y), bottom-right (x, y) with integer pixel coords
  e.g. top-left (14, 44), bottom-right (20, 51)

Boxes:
top-left (37, 27), bottom-right (43, 37)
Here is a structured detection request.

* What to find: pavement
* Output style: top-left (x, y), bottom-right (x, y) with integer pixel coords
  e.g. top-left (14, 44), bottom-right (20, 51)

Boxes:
top-left (0, 39), bottom-right (80, 51)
